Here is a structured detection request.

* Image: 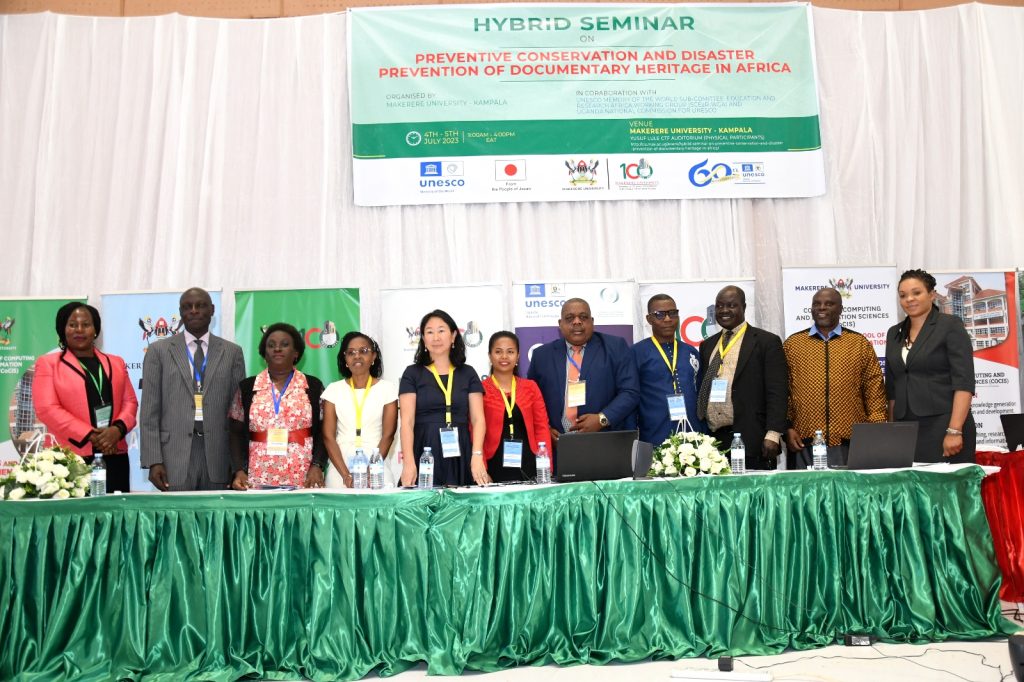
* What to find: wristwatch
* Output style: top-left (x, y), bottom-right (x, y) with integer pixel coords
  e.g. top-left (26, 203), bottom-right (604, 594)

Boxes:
top-left (598, 413), bottom-right (610, 428)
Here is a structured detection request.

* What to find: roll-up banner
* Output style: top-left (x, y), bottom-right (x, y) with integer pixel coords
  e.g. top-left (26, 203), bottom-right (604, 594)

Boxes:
top-left (781, 266), bottom-right (898, 366)
top-left (933, 271), bottom-right (1021, 450)
top-left (512, 280), bottom-right (636, 375)
top-left (638, 279), bottom-right (757, 348)
top-left (378, 284), bottom-right (506, 386)
top-left (101, 290), bottom-right (223, 491)
top-left (234, 288), bottom-right (361, 384)
top-left (0, 297), bottom-right (84, 476)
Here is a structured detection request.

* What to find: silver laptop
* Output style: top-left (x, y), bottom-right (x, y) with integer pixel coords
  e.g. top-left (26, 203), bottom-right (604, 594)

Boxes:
top-left (556, 430), bottom-right (639, 482)
top-left (844, 422), bottom-right (918, 470)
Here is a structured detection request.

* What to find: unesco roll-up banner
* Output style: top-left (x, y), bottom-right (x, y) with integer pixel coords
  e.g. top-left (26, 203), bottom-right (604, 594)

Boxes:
top-left (378, 284), bottom-right (505, 387)
top-left (781, 266), bottom-right (898, 366)
top-left (933, 270), bottom-right (1021, 450)
top-left (0, 297), bottom-right (82, 477)
top-left (638, 279), bottom-right (757, 349)
top-left (234, 288), bottom-right (361, 384)
top-left (349, 3), bottom-right (825, 205)
top-left (512, 280), bottom-right (636, 376)
top-left (101, 290), bottom-right (223, 491)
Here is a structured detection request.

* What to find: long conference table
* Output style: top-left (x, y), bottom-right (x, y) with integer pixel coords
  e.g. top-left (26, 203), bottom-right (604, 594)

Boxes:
top-left (0, 465), bottom-right (1014, 681)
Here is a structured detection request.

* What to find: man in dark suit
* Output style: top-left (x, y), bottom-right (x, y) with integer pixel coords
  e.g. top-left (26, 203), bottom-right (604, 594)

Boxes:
top-left (697, 286), bottom-right (788, 469)
top-left (527, 298), bottom-right (639, 445)
top-left (140, 287), bottom-right (246, 490)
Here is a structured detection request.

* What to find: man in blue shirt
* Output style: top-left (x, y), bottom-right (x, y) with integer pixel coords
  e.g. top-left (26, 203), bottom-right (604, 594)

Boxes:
top-left (632, 294), bottom-right (705, 446)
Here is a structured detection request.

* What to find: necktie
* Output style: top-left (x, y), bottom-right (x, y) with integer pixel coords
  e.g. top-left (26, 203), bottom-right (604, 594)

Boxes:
top-left (562, 346), bottom-right (583, 432)
top-left (697, 330), bottom-right (731, 420)
top-left (193, 340), bottom-right (205, 390)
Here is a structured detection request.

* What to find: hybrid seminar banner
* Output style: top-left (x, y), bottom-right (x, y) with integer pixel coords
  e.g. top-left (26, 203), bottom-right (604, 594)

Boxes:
top-left (638, 279), bottom-right (757, 349)
top-left (933, 271), bottom-right (1021, 450)
top-left (0, 297), bottom-right (81, 477)
top-left (781, 266), bottom-right (898, 366)
top-left (349, 3), bottom-right (826, 205)
top-left (512, 280), bottom-right (635, 376)
top-left (234, 288), bottom-right (361, 384)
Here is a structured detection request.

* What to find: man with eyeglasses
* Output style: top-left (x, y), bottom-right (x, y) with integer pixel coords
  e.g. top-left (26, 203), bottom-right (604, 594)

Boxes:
top-left (631, 294), bottom-right (705, 446)
top-left (527, 298), bottom-right (639, 446)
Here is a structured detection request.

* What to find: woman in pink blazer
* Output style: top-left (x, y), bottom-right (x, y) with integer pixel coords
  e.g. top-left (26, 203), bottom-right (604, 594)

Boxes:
top-left (33, 302), bottom-right (138, 492)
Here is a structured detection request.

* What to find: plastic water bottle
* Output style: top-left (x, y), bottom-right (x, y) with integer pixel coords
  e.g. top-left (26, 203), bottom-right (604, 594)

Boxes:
top-left (536, 441), bottom-right (552, 484)
top-left (812, 430), bottom-right (828, 470)
top-left (89, 452), bottom-right (107, 496)
top-left (418, 447), bottom-right (434, 489)
top-left (368, 448), bottom-right (385, 490)
top-left (730, 433), bottom-right (746, 475)
top-left (351, 449), bottom-right (368, 489)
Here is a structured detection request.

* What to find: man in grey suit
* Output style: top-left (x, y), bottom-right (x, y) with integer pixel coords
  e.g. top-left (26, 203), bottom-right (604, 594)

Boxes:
top-left (140, 287), bottom-right (246, 490)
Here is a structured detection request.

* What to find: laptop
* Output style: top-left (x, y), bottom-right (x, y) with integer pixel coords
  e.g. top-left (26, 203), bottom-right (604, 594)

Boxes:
top-left (844, 422), bottom-right (918, 470)
top-left (1001, 413), bottom-right (1024, 451)
top-left (556, 430), bottom-right (639, 482)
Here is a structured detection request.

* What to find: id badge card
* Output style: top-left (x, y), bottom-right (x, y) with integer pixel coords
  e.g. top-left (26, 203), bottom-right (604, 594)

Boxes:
top-left (193, 394), bottom-right (204, 421)
top-left (267, 428), bottom-right (289, 457)
top-left (666, 395), bottom-right (687, 422)
top-left (503, 440), bottom-right (523, 468)
top-left (567, 380), bottom-right (587, 408)
top-left (93, 403), bottom-right (112, 429)
top-left (709, 379), bottom-right (728, 403)
top-left (439, 427), bottom-right (460, 459)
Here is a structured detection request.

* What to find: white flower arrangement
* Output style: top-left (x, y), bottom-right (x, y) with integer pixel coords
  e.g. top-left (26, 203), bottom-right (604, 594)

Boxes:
top-left (648, 431), bottom-right (731, 478)
top-left (1, 446), bottom-right (91, 501)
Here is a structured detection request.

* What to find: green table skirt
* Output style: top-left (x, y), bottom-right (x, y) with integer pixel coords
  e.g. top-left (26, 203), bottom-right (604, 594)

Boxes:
top-left (0, 468), bottom-right (1012, 681)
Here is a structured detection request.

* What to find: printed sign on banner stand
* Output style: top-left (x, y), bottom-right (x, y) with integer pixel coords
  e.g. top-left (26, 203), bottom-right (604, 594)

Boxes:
top-left (933, 270), bottom-right (1021, 450)
top-left (512, 280), bottom-right (636, 375)
top-left (234, 288), bottom-right (361, 382)
top-left (101, 290), bottom-right (223, 492)
top-left (638, 279), bottom-right (757, 349)
top-left (0, 297), bottom-right (83, 477)
top-left (379, 284), bottom-right (506, 386)
top-left (781, 266), bottom-right (898, 366)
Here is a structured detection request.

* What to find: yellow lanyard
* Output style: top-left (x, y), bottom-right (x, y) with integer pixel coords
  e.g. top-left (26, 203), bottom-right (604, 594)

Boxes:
top-left (348, 376), bottom-right (373, 447)
top-left (650, 337), bottom-right (679, 394)
top-left (715, 323), bottom-right (747, 375)
top-left (491, 375), bottom-right (517, 438)
top-left (429, 364), bottom-right (455, 425)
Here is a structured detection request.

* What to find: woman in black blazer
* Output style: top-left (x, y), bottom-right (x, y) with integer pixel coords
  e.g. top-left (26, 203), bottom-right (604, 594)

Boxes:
top-left (884, 269), bottom-right (975, 463)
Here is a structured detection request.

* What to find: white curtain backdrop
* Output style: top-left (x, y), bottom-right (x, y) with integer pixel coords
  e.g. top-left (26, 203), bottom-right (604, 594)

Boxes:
top-left (2, 4), bottom-right (1022, 342)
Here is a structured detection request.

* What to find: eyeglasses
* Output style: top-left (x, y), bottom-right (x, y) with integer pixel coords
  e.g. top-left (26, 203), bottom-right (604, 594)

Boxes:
top-left (649, 310), bottom-right (680, 321)
top-left (344, 347), bottom-right (373, 357)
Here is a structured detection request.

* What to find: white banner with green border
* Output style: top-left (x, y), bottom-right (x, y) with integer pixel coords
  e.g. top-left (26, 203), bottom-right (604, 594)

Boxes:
top-left (349, 2), bottom-right (826, 205)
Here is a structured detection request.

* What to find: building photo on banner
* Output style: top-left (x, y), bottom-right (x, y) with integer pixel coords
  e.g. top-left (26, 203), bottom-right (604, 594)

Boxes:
top-left (637, 279), bottom-right (757, 350)
top-left (512, 280), bottom-right (635, 375)
top-left (349, 3), bottom-right (826, 205)
top-left (0, 297), bottom-right (82, 477)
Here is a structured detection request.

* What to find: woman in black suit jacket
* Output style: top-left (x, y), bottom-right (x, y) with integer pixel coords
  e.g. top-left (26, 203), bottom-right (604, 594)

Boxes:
top-left (885, 269), bottom-right (975, 463)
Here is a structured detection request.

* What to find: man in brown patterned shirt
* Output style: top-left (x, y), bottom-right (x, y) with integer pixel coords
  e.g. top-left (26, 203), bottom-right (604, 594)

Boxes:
top-left (783, 288), bottom-right (887, 468)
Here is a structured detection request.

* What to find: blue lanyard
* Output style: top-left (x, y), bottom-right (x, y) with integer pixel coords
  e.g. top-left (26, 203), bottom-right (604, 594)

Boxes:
top-left (185, 341), bottom-right (208, 388)
top-left (270, 372), bottom-right (294, 415)
top-left (566, 347), bottom-right (584, 374)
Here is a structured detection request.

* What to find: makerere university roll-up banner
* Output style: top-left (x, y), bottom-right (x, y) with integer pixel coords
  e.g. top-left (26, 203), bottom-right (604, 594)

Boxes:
top-left (0, 297), bottom-right (82, 477)
top-left (101, 290), bottom-right (223, 491)
top-left (234, 288), bottom-right (361, 383)
top-left (932, 271), bottom-right (1021, 450)
top-left (349, 3), bottom-right (826, 206)
top-left (781, 266), bottom-right (898, 366)
top-left (512, 280), bottom-right (636, 376)
top-left (638, 279), bottom-right (757, 349)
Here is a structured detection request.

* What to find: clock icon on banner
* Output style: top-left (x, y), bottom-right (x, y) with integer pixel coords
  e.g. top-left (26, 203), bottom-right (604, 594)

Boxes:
top-left (405, 131), bottom-right (422, 146)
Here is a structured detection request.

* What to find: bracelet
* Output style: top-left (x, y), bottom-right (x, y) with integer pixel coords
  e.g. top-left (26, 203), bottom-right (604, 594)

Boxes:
top-left (472, 450), bottom-right (483, 456)
top-left (945, 428), bottom-right (963, 436)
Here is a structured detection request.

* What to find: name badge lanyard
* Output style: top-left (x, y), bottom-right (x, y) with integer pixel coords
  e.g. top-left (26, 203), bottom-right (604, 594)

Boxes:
top-left (270, 372), bottom-right (295, 417)
top-left (491, 375), bottom-right (518, 439)
top-left (651, 337), bottom-right (680, 394)
top-left (652, 337), bottom-right (691, 433)
top-left (429, 365), bottom-right (455, 426)
top-left (185, 342), bottom-right (209, 391)
top-left (77, 357), bottom-right (111, 427)
top-left (349, 376), bottom-right (374, 448)
top-left (714, 325), bottom-right (747, 375)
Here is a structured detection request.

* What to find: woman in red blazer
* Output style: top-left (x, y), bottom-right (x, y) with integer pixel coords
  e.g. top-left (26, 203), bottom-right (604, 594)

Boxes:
top-left (32, 302), bottom-right (138, 492)
top-left (479, 331), bottom-right (551, 483)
